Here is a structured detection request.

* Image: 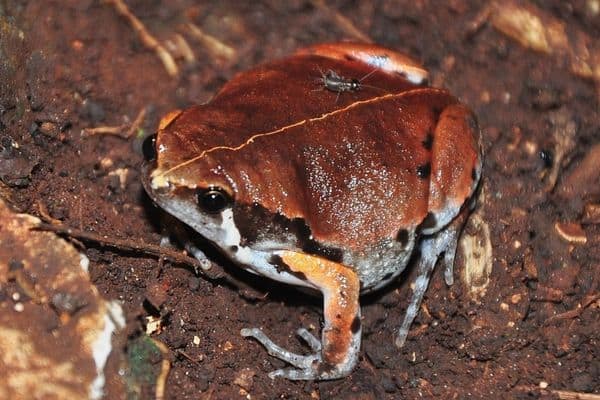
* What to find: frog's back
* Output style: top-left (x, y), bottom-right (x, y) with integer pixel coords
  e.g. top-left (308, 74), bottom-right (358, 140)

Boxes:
top-left (154, 54), bottom-right (481, 263)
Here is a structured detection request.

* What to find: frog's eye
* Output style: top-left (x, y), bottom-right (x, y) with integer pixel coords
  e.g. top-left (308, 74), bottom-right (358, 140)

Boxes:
top-left (142, 133), bottom-right (157, 161)
top-left (197, 186), bottom-right (232, 214)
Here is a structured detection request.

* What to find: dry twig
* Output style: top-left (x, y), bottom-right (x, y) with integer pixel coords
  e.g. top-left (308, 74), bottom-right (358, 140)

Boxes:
top-left (125, 107), bottom-right (147, 138)
top-left (185, 22), bottom-right (236, 62)
top-left (105, 0), bottom-right (178, 76)
top-left (150, 338), bottom-right (171, 400)
top-left (309, 0), bottom-right (372, 43)
top-left (543, 293), bottom-right (600, 325)
top-left (517, 386), bottom-right (600, 399)
top-left (83, 107), bottom-right (147, 139)
top-left (33, 222), bottom-right (224, 280)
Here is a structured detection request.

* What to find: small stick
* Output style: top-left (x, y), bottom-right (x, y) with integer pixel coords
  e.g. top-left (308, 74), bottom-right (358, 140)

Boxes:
top-left (543, 293), bottom-right (600, 325)
top-left (552, 389), bottom-right (600, 400)
top-left (170, 33), bottom-right (196, 64)
top-left (185, 22), bottom-right (236, 62)
top-left (125, 107), bottom-right (147, 138)
top-left (309, 0), bottom-right (372, 43)
top-left (105, 0), bottom-right (178, 77)
top-left (33, 222), bottom-right (224, 280)
top-left (149, 338), bottom-right (171, 400)
top-left (83, 107), bottom-right (147, 139)
top-left (83, 125), bottom-right (128, 137)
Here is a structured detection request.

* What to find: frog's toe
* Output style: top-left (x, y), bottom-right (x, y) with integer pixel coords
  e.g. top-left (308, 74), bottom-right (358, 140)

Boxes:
top-left (241, 327), bottom-right (322, 380)
top-left (296, 328), bottom-right (321, 352)
top-left (443, 243), bottom-right (457, 286)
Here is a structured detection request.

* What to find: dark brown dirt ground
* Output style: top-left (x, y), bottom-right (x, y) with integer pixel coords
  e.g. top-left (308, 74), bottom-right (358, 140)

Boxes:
top-left (1, 1), bottom-right (599, 399)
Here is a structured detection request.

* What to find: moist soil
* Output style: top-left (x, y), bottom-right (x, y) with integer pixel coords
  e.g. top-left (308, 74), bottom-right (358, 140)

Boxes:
top-left (1, 1), bottom-right (598, 399)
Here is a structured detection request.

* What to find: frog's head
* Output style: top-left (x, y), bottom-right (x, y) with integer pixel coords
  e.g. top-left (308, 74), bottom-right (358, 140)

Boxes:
top-left (141, 109), bottom-right (244, 250)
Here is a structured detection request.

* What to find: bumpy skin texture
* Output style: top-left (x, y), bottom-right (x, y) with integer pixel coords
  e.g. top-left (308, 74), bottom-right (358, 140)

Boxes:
top-left (144, 42), bottom-right (482, 380)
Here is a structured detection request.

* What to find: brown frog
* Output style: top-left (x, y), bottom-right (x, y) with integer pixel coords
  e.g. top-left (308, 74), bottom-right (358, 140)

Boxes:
top-left (142, 42), bottom-right (482, 380)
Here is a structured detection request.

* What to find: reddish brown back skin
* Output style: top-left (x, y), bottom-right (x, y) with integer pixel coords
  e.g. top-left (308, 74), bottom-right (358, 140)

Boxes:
top-left (154, 53), bottom-right (479, 251)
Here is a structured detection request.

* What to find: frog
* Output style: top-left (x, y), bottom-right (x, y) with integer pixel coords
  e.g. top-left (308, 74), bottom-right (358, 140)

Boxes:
top-left (142, 42), bottom-right (483, 381)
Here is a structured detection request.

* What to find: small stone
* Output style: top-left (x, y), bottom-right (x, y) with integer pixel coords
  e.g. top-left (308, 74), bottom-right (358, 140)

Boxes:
top-left (222, 341), bottom-right (234, 351)
top-left (510, 294), bottom-right (522, 304)
top-left (233, 368), bottom-right (255, 391)
top-left (539, 381), bottom-right (549, 389)
top-left (39, 122), bottom-right (60, 138)
top-left (582, 203), bottom-right (600, 224)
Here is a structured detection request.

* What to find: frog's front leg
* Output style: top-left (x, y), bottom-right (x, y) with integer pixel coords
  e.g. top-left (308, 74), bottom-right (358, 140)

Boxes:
top-left (241, 251), bottom-right (361, 380)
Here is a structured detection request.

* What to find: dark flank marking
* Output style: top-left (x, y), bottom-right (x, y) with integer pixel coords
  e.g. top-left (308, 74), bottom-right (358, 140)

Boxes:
top-left (416, 163), bottom-right (431, 179)
top-left (290, 217), bottom-right (345, 262)
top-left (382, 272), bottom-right (393, 281)
top-left (229, 245), bottom-right (238, 253)
top-left (422, 131), bottom-right (433, 150)
top-left (234, 204), bottom-right (344, 263)
top-left (351, 316), bottom-right (361, 334)
top-left (268, 255), bottom-right (308, 281)
top-left (471, 167), bottom-right (478, 181)
top-left (396, 229), bottom-right (409, 247)
top-left (421, 212), bottom-right (437, 230)
top-left (302, 242), bottom-right (344, 263)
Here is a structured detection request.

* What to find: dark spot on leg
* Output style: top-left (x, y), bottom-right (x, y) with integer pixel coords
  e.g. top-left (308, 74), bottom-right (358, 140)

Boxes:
top-left (269, 255), bottom-right (308, 281)
top-left (416, 163), bottom-right (431, 179)
top-left (382, 272), bottom-right (393, 281)
top-left (229, 245), bottom-right (238, 253)
top-left (396, 229), bottom-right (409, 247)
top-left (421, 212), bottom-right (437, 230)
top-left (269, 255), bottom-right (287, 273)
top-left (351, 316), bottom-right (361, 334)
top-left (422, 130), bottom-right (433, 150)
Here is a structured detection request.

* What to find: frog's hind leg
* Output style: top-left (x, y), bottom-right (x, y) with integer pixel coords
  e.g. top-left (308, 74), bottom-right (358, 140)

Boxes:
top-left (241, 251), bottom-right (361, 380)
top-left (395, 208), bottom-right (469, 347)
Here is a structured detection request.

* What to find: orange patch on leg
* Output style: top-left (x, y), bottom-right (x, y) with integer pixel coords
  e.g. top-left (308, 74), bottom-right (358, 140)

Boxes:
top-left (278, 251), bottom-right (360, 366)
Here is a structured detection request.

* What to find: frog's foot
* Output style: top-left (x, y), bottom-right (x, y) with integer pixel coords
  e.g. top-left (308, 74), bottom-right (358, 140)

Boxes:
top-left (396, 208), bottom-right (469, 347)
top-left (241, 327), bottom-right (323, 380)
top-left (242, 251), bottom-right (361, 380)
